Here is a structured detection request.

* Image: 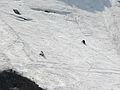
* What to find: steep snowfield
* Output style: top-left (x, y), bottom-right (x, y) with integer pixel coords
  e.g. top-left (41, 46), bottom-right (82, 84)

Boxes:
top-left (0, 0), bottom-right (120, 90)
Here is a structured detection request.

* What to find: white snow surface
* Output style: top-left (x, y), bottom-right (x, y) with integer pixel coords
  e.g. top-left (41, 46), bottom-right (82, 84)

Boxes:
top-left (0, 0), bottom-right (120, 90)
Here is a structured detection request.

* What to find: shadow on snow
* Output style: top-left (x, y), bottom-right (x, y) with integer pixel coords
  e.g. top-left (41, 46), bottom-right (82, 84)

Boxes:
top-left (60, 0), bottom-right (111, 12)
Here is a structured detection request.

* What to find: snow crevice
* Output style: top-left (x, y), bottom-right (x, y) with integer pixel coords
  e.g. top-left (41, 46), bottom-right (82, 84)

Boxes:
top-left (31, 8), bottom-right (72, 15)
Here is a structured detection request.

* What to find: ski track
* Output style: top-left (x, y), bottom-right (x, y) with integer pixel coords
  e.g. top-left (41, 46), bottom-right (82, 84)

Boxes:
top-left (0, 0), bottom-right (120, 90)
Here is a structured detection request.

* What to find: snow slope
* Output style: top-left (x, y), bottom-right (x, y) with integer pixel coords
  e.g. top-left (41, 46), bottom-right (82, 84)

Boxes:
top-left (0, 0), bottom-right (120, 90)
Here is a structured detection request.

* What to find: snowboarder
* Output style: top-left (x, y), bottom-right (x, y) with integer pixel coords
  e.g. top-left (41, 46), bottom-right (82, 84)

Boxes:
top-left (82, 40), bottom-right (86, 45)
top-left (13, 9), bottom-right (21, 15)
top-left (39, 51), bottom-right (46, 58)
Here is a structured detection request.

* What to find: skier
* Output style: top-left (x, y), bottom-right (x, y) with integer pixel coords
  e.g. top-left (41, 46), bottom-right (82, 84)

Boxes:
top-left (82, 40), bottom-right (86, 45)
top-left (39, 51), bottom-right (46, 58)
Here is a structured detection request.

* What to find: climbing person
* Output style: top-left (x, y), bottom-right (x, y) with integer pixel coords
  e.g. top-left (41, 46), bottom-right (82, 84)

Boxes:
top-left (39, 51), bottom-right (46, 58)
top-left (13, 9), bottom-right (21, 15)
top-left (82, 40), bottom-right (86, 45)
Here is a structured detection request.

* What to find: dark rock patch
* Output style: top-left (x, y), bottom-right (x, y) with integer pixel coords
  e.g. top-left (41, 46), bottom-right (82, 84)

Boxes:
top-left (0, 69), bottom-right (46, 90)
